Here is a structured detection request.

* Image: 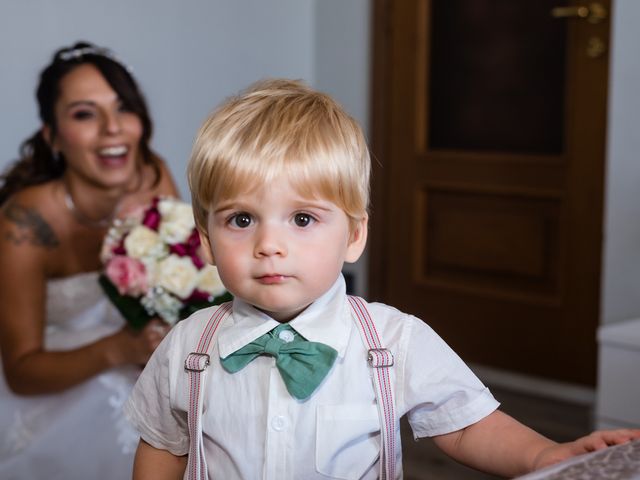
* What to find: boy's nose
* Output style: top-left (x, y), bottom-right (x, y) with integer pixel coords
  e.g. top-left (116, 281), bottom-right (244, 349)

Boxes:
top-left (254, 225), bottom-right (287, 257)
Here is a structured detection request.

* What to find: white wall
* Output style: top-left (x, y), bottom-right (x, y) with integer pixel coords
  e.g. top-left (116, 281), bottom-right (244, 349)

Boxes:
top-left (601, 0), bottom-right (640, 325)
top-left (598, 0), bottom-right (640, 419)
top-left (314, 0), bottom-right (371, 296)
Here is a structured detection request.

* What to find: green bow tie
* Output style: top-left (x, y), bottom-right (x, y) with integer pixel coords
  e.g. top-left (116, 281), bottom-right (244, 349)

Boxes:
top-left (220, 324), bottom-right (337, 400)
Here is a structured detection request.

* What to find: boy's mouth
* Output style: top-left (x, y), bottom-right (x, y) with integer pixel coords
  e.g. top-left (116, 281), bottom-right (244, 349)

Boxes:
top-left (256, 274), bottom-right (289, 285)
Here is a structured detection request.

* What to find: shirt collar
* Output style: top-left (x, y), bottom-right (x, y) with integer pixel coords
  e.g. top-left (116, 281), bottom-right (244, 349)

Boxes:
top-left (217, 275), bottom-right (352, 359)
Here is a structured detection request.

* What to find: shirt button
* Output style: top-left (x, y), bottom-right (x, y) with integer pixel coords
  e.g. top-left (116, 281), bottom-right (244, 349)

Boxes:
top-left (278, 330), bottom-right (295, 343)
top-left (271, 415), bottom-right (287, 432)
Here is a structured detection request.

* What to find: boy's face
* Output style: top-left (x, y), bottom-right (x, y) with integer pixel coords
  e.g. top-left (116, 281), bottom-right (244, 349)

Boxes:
top-left (200, 179), bottom-right (367, 322)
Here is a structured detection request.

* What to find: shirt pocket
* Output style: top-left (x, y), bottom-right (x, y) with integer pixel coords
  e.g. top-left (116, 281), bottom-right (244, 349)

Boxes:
top-left (315, 404), bottom-right (380, 479)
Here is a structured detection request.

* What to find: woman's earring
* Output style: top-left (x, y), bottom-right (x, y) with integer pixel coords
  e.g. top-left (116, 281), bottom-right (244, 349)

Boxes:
top-left (52, 150), bottom-right (65, 172)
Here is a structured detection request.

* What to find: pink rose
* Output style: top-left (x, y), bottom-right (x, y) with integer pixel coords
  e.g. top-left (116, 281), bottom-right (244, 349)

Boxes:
top-left (105, 256), bottom-right (148, 296)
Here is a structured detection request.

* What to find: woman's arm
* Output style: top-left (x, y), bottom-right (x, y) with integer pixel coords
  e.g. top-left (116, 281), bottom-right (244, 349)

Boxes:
top-left (0, 200), bottom-right (166, 395)
top-left (433, 409), bottom-right (640, 477)
top-left (133, 439), bottom-right (187, 480)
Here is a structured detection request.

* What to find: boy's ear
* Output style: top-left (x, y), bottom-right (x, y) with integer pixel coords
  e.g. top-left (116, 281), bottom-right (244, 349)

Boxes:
top-left (345, 215), bottom-right (368, 263)
top-left (197, 229), bottom-right (216, 265)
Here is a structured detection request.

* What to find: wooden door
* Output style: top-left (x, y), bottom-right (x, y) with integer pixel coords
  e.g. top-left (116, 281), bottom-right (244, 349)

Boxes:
top-left (369, 0), bottom-right (611, 386)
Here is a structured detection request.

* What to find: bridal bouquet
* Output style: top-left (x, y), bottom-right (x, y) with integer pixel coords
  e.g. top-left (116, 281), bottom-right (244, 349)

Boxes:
top-left (99, 196), bottom-right (231, 330)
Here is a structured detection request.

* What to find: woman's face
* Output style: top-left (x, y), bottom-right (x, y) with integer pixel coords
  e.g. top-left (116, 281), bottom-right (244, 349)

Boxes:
top-left (49, 63), bottom-right (143, 190)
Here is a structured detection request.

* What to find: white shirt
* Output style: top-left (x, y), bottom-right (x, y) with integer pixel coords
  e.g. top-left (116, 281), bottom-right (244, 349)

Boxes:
top-left (125, 275), bottom-right (499, 479)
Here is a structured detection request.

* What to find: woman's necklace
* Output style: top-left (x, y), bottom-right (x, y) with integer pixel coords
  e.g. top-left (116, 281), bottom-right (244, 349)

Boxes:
top-left (63, 186), bottom-right (115, 229)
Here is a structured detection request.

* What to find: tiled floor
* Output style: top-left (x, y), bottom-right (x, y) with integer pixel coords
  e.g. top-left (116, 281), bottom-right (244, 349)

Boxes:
top-left (401, 386), bottom-right (593, 479)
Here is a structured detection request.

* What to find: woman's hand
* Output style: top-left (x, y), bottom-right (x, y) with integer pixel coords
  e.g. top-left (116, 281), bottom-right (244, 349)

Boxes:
top-left (532, 429), bottom-right (640, 471)
top-left (107, 319), bottom-right (170, 367)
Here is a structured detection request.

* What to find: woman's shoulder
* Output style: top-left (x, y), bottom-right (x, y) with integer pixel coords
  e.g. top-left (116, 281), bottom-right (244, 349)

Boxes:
top-left (115, 162), bottom-right (177, 218)
top-left (145, 154), bottom-right (179, 197)
top-left (122, 157), bottom-right (179, 211)
top-left (0, 181), bottom-right (64, 272)
top-left (156, 157), bottom-right (180, 196)
top-left (0, 181), bottom-right (65, 240)
top-left (3, 180), bottom-right (57, 206)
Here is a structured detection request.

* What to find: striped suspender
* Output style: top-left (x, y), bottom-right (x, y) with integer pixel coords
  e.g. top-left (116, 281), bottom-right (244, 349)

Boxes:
top-left (348, 295), bottom-right (396, 480)
top-left (184, 302), bottom-right (232, 480)
top-left (184, 298), bottom-right (395, 480)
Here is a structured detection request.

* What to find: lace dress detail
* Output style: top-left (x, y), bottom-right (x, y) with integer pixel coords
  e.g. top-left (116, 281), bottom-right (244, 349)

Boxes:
top-left (0, 272), bottom-right (141, 479)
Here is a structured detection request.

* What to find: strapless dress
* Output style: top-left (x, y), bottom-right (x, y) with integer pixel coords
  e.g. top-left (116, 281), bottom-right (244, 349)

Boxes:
top-left (0, 271), bottom-right (141, 479)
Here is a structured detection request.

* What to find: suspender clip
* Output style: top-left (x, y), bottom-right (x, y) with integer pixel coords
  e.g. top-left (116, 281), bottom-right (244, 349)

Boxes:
top-left (184, 352), bottom-right (211, 372)
top-left (367, 348), bottom-right (394, 367)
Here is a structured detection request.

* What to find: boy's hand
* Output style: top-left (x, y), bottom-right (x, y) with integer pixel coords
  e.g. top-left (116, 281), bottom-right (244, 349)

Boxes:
top-left (532, 429), bottom-right (640, 471)
top-left (433, 410), bottom-right (640, 478)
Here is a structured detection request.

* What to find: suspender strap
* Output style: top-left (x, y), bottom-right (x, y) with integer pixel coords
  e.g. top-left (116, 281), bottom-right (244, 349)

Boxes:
top-left (184, 298), bottom-right (395, 480)
top-left (348, 295), bottom-right (396, 480)
top-left (184, 302), bottom-right (232, 480)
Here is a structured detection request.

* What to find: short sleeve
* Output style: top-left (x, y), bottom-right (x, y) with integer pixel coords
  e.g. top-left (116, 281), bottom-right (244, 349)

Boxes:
top-left (124, 326), bottom-right (189, 455)
top-left (401, 316), bottom-right (499, 438)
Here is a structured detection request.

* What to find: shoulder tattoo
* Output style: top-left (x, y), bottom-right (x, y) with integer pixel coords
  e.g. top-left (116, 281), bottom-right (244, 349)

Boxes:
top-left (2, 203), bottom-right (60, 248)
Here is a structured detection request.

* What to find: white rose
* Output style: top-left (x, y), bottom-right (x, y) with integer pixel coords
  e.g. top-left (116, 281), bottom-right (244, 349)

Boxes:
top-left (124, 225), bottom-right (167, 260)
top-left (155, 254), bottom-right (199, 299)
top-left (157, 199), bottom-right (196, 244)
top-left (197, 265), bottom-right (226, 298)
top-left (141, 287), bottom-right (183, 325)
top-left (140, 258), bottom-right (157, 285)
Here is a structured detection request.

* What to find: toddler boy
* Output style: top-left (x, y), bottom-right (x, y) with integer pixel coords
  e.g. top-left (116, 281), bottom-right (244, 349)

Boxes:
top-left (125, 79), bottom-right (639, 479)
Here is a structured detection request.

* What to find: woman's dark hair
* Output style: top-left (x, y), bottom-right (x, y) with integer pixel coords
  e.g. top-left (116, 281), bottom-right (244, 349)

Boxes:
top-left (0, 41), bottom-right (161, 205)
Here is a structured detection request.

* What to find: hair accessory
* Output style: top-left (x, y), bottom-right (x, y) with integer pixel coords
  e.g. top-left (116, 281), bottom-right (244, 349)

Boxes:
top-left (58, 46), bottom-right (133, 72)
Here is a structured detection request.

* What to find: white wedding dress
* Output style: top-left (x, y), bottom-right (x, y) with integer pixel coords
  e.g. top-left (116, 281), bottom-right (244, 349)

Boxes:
top-left (0, 271), bottom-right (141, 480)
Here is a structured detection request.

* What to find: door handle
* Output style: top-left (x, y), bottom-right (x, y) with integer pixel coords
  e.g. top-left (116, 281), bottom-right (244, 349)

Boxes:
top-left (551, 2), bottom-right (607, 24)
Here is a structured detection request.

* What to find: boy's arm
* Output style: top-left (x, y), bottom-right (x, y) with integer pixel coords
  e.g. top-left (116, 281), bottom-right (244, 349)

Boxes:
top-left (432, 410), bottom-right (640, 478)
top-left (132, 439), bottom-right (187, 480)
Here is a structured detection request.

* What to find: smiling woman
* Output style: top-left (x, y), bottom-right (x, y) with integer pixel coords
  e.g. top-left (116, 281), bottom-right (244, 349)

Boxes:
top-left (0, 42), bottom-right (179, 479)
top-left (50, 64), bottom-right (145, 193)
top-left (50, 63), bottom-right (147, 227)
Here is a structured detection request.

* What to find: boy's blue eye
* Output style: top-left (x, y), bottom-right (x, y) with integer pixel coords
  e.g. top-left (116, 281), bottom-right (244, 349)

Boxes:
top-left (232, 214), bottom-right (252, 228)
top-left (294, 213), bottom-right (313, 227)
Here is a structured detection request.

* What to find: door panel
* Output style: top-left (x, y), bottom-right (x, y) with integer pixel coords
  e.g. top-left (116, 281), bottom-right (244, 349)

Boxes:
top-left (370, 0), bottom-right (611, 385)
top-left (428, 0), bottom-right (567, 153)
top-left (417, 187), bottom-right (562, 300)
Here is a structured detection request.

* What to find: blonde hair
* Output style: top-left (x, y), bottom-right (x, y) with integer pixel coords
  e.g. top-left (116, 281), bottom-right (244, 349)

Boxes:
top-left (188, 78), bottom-right (370, 233)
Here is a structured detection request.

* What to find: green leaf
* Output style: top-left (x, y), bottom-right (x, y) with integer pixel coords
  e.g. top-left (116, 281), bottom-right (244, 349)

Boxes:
top-left (98, 275), bottom-right (153, 331)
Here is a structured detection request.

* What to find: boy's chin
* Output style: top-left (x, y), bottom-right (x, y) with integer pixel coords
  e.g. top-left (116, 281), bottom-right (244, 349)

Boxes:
top-left (254, 303), bottom-right (311, 323)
